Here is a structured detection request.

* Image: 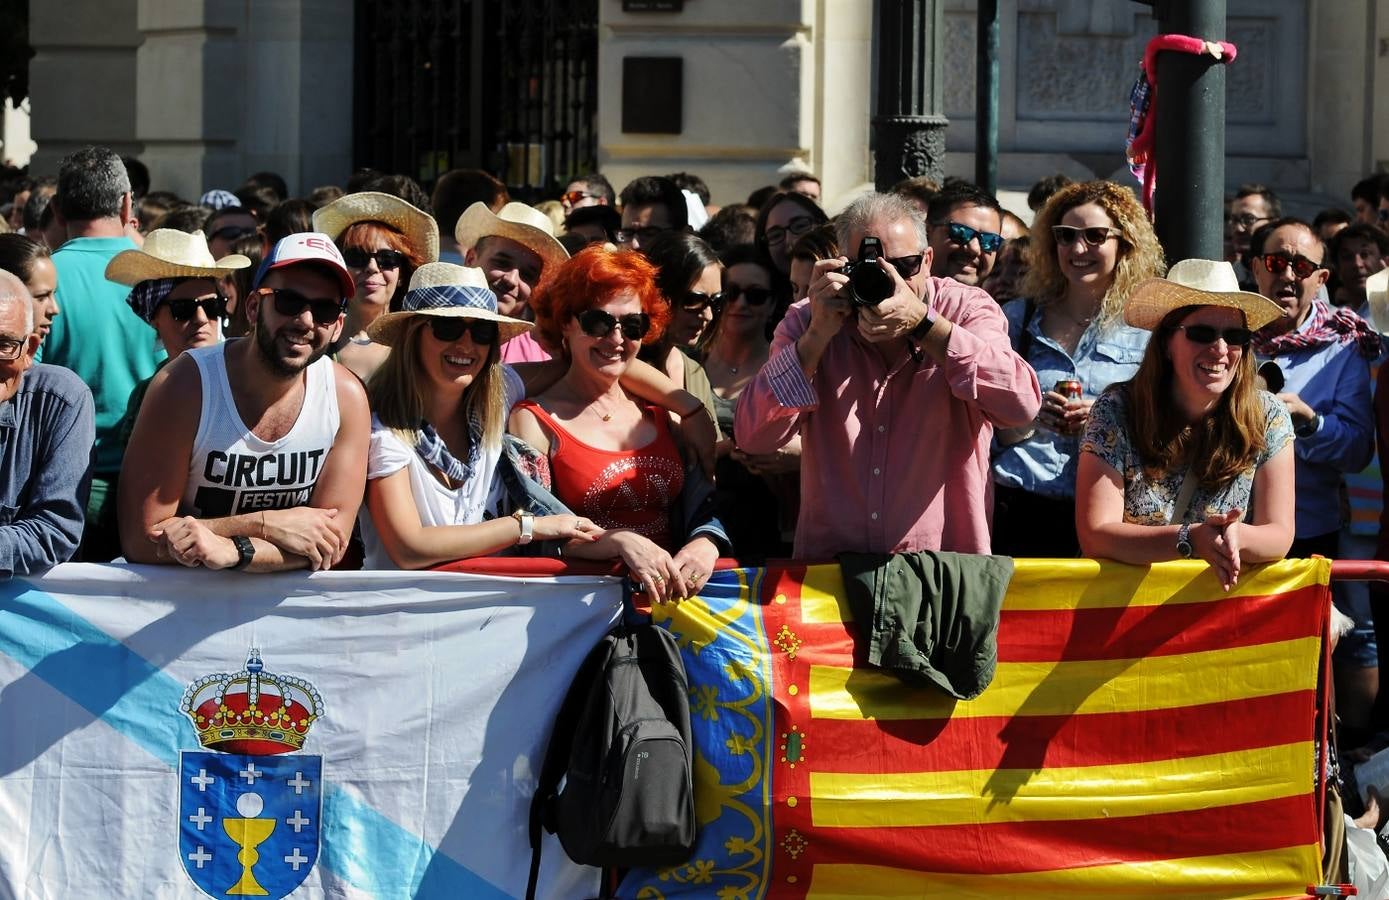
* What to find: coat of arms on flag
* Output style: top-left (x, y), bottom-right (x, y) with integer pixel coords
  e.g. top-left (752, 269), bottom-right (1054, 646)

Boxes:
top-left (177, 650), bottom-right (325, 899)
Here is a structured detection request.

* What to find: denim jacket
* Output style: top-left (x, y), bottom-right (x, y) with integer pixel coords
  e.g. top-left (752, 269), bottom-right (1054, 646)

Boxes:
top-left (0, 364), bottom-right (96, 576)
top-left (992, 298), bottom-right (1150, 499)
top-left (497, 435), bottom-right (732, 557)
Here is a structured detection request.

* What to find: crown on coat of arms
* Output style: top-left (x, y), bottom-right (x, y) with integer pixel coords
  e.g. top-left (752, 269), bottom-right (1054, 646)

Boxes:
top-left (180, 650), bottom-right (324, 756)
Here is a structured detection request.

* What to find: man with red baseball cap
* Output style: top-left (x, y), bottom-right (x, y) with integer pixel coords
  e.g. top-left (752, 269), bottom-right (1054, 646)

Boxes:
top-left (118, 233), bottom-right (369, 572)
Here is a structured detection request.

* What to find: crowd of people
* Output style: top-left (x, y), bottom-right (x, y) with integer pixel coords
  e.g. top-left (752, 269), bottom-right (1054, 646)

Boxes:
top-left (4, 147), bottom-right (1389, 821)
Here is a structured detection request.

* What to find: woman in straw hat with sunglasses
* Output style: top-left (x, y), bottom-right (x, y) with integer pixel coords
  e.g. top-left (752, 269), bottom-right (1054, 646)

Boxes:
top-left (1076, 259), bottom-right (1295, 590)
top-left (313, 191), bottom-right (439, 383)
top-left (360, 262), bottom-right (603, 569)
top-left (105, 228), bottom-right (251, 450)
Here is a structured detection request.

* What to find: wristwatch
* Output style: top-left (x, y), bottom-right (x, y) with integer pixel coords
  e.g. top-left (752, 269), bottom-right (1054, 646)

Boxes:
top-left (909, 307), bottom-right (936, 342)
top-left (1176, 523), bottom-right (1194, 559)
top-left (231, 535), bottom-right (256, 570)
top-left (512, 509), bottom-right (535, 545)
top-left (1294, 413), bottom-right (1321, 438)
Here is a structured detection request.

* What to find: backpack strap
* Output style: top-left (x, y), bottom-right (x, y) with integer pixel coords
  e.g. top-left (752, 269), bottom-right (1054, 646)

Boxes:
top-left (526, 631), bottom-right (618, 900)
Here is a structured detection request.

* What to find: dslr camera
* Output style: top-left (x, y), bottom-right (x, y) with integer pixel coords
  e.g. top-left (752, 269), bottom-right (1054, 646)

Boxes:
top-left (839, 236), bottom-right (895, 307)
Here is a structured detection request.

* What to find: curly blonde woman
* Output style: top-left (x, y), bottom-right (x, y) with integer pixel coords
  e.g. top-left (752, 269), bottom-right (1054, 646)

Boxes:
top-left (992, 180), bottom-right (1167, 557)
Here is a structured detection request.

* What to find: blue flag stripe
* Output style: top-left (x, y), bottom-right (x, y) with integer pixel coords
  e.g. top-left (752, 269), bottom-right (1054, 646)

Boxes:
top-left (0, 581), bottom-right (509, 899)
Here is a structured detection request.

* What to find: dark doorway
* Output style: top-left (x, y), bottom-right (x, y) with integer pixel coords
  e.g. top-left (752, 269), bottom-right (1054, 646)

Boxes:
top-left (353, 0), bottom-right (600, 202)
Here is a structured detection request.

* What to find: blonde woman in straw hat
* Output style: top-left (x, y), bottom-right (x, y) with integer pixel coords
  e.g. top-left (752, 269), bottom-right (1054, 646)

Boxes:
top-left (104, 228), bottom-right (251, 448)
top-left (313, 191), bottom-right (440, 383)
top-left (359, 262), bottom-right (605, 569)
top-left (1076, 259), bottom-right (1296, 591)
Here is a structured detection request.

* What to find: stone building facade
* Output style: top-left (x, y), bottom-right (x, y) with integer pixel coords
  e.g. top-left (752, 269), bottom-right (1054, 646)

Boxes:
top-left (28, 0), bottom-right (1389, 210)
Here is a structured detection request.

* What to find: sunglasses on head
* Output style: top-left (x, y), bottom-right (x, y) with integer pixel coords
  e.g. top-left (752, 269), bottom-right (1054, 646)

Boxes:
top-left (1051, 225), bottom-right (1121, 248)
top-left (578, 309), bottom-right (651, 341)
top-left (428, 317), bottom-right (499, 345)
top-left (681, 291), bottom-right (724, 313)
top-left (262, 287), bottom-right (346, 326)
top-left (342, 247), bottom-right (408, 271)
top-left (1259, 252), bottom-right (1324, 280)
top-left (1173, 324), bottom-right (1253, 347)
top-left (723, 284), bottom-right (774, 307)
top-left (209, 225), bottom-right (257, 243)
top-left (165, 294), bottom-right (228, 322)
top-left (937, 221), bottom-right (1004, 253)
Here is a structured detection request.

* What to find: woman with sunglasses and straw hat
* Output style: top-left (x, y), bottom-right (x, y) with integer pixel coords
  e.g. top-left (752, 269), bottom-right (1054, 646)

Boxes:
top-left (1075, 259), bottom-right (1296, 591)
top-left (360, 262), bottom-right (603, 569)
top-left (104, 228), bottom-right (251, 449)
top-left (313, 191), bottom-right (439, 383)
top-left (510, 246), bottom-right (729, 603)
top-left (992, 180), bottom-right (1165, 557)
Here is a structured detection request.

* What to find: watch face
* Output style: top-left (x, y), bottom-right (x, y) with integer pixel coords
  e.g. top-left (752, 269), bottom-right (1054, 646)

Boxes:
top-left (1177, 540), bottom-right (1193, 559)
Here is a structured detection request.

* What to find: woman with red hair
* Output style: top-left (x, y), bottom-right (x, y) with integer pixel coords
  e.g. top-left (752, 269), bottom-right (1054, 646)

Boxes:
top-left (511, 246), bottom-right (728, 602)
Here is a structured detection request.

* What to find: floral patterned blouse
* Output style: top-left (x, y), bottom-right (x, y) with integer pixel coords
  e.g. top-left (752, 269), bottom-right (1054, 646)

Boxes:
top-left (1080, 388), bottom-right (1294, 525)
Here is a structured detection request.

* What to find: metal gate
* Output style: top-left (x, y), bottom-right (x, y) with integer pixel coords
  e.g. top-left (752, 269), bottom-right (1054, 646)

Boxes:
top-left (352, 0), bottom-right (599, 201)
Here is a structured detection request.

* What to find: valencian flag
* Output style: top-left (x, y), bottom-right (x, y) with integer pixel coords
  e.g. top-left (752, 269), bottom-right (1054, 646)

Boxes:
top-left (621, 558), bottom-right (1331, 899)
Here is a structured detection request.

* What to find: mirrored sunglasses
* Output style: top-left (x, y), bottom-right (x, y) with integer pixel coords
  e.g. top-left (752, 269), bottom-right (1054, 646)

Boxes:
top-left (562, 190), bottom-right (601, 207)
top-left (1259, 252), bottom-right (1324, 280)
top-left (939, 221), bottom-right (1004, 253)
top-left (578, 309), bottom-right (651, 341)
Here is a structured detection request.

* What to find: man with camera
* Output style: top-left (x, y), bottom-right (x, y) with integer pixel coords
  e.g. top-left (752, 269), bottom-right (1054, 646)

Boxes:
top-left (734, 192), bottom-right (1040, 557)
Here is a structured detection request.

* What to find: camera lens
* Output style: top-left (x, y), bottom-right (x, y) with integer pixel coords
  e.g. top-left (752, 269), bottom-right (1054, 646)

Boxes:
top-left (848, 264), bottom-right (894, 306)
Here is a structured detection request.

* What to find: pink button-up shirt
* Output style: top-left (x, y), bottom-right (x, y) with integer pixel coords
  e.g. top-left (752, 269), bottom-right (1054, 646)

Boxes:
top-left (500, 330), bottom-right (551, 364)
top-left (734, 276), bottom-right (1040, 558)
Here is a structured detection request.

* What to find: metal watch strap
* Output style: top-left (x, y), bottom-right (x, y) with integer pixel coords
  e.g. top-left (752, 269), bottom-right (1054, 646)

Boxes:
top-left (231, 535), bottom-right (255, 570)
top-left (1176, 523), bottom-right (1194, 559)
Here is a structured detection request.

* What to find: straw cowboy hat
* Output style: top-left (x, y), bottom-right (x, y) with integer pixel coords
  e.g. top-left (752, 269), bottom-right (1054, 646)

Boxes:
top-left (1124, 258), bottom-right (1286, 332)
top-left (453, 201), bottom-right (569, 274)
top-left (105, 229), bottom-right (251, 284)
top-left (367, 262), bottom-right (532, 347)
top-left (1365, 268), bottom-right (1389, 334)
top-left (311, 191), bottom-right (441, 263)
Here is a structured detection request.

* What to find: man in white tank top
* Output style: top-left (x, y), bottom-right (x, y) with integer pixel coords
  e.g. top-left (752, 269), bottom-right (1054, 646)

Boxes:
top-left (117, 233), bottom-right (370, 572)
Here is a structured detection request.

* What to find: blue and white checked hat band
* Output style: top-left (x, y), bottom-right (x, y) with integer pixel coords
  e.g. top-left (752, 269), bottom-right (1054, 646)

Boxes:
top-left (366, 262), bottom-right (532, 347)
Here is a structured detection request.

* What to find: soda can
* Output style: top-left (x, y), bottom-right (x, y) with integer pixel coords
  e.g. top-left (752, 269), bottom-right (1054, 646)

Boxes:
top-left (1054, 379), bottom-right (1083, 401)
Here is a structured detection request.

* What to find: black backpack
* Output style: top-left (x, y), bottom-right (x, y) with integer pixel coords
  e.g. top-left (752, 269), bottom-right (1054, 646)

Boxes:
top-left (525, 622), bottom-right (696, 899)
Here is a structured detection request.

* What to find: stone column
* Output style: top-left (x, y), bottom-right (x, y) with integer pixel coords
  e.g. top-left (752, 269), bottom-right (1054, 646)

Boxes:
top-left (872, 0), bottom-right (950, 191)
top-left (28, 0), bottom-right (141, 175)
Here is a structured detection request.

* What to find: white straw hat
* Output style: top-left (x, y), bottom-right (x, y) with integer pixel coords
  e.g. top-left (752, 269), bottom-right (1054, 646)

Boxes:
top-left (367, 262), bottom-right (532, 346)
top-left (1124, 258), bottom-right (1286, 332)
top-left (454, 201), bottom-right (569, 275)
top-left (311, 191), bottom-right (440, 264)
top-left (105, 229), bottom-right (251, 284)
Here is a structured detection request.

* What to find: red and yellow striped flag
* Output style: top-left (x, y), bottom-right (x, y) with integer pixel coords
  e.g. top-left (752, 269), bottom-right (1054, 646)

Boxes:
top-left (625, 557), bottom-right (1331, 899)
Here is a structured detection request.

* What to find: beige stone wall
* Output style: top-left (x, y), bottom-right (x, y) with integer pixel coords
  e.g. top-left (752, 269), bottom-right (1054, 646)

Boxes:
top-left (30, 0), bottom-right (353, 199)
top-left (1374, 0), bottom-right (1389, 173)
top-left (596, 0), bottom-right (872, 209)
top-left (1307, 0), bottom-right (1380, 200)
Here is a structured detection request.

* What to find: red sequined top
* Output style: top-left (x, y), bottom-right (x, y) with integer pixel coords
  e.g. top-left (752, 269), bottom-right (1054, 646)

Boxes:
top-left (516, 400), bottom-right (685, 550)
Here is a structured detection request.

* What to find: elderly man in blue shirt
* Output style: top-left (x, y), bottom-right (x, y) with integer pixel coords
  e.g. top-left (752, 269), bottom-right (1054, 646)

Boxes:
top-left (0, 270), bottom-right (96, 576)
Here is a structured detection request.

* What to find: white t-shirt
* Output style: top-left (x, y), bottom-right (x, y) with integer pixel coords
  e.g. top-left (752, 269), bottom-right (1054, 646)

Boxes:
top-left (359, 365), bottom-right (524, 569)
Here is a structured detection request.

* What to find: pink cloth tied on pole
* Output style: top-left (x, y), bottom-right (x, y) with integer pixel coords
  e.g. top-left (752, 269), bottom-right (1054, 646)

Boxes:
top-left (1126, 34), bottom-right (1239, 216)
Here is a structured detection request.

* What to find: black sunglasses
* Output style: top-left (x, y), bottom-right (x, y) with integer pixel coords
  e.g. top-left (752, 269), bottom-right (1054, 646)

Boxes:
top-left (1259, 252), bottom-right (1324, 280)
top-left (614, 226), bottom-right (671, 247)
top-left (681, 291), bottom-right (724, 313)
top-left (886, 254), bottom-right (926, 280)
top-left (578, 309), bottom-right (651, 341)
top-left (723, 284), bottom-right (774, 307)
top-left (263, 288), bottom-right (346, 326)
top-left (209, 225), bottom-right (257, 243)
top-left (428, 317), bottom-right (499, 345)
top-left (1052, 225), bottom-right (1122, 248)
top-left (342, 247), bottom-right (409, 271)
top-left (937, 221), bottom-right (1004, 253)
top-left (1173, 324), bottom-right (1253, 347)
top-left (166, 295), bottom-right (228, 322)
